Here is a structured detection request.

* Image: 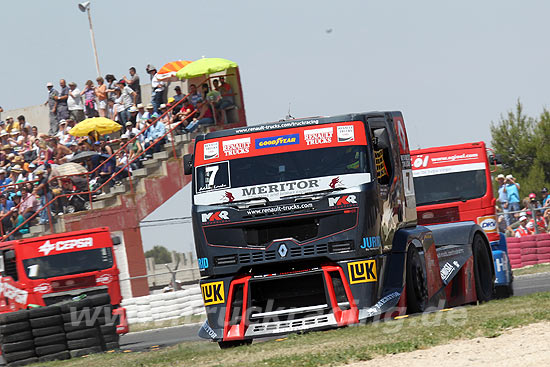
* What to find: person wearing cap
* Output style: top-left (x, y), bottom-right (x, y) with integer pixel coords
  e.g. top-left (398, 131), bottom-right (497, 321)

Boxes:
top-left (95, 76), bottom-right (108, 117)
top-left (53, 79), bottom-right (70, 124)
top-left (26, 163), bottom-right (37, 181)
top-left (542, 188), bottom-right (550, 207)
top-left (115, 80), bottom-right (136, 125)
top-left (125, 121), bottom-right (140, 136)
top-left (44, 82), bottom-right (59, 135)
top-left (10, 164), bottom-right (25, 183)
top-left (514, 216), bottom-right (532, 237)
top-left (504, 174), bottom-right (521, 215)
top-left (173, 86), bottom-right (184, 104)
top-left (67, 82), bottom-right (85, 122)
top-left (149, 65), bottom-right (166, 114)
top-left (144, 112), bottom-right (166, 153)
top-left (123, 67), bottom-right (142, 104)
top-left (4, 116), bottom-right (18, 134)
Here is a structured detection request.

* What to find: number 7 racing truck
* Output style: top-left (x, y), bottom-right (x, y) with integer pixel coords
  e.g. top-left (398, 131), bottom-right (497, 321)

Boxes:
top-left (184, 111), bottom-right (494, 348)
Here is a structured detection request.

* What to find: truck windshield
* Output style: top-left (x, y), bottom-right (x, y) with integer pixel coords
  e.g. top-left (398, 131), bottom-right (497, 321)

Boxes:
top-left (22, 247), bottom-right (114, 279)
top-left (195, 145), bottom-right (370, 200)
top-left (414, 170), bottom-right (487, 206)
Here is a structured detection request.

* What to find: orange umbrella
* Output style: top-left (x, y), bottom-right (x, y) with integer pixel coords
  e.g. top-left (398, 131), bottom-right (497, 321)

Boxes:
top-left (156, 60), bottom-right (192, 81)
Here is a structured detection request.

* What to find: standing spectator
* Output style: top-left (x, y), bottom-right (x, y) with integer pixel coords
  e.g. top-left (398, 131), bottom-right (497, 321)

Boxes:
top-left (81, 80), bottom-right (97, 118)
top-left (67, 82), bottom-right (85, 122)
top-left (542, 188), bottom-right (550, 207)
top-left (0, 106), bottom-right (2, 122)
top-left (116, 80), bottom-right (136, 124)
top-left (150, 70), bottom-right (165, 113)
top-left (34, 167), bottom-right (51, 225)
top-left (44, 82), bottom-right (59, 135)
top-left (95, 76), bottom-right (108, 117)
top-left (105, 74), bottom-right (117, 119)
top-left (123, 67), bottom-right (142, 104)
top-left (504, 174), bottom-right (521, 214)
top-left (0, 193), bottom-right (14, 234)
top-left (54, 79), bottom-right (70, 123)
top-left (496, 174), bottom-right (510, 224)
top-left (19, 185), bottom-right (39, 222)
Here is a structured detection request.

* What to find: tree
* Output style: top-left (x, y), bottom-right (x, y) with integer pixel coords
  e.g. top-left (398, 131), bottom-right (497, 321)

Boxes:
top-left (144, 245), bottom-right (172, 264)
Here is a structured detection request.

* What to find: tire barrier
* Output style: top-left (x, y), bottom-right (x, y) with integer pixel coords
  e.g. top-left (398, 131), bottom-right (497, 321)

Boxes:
top-left (507, 233), bottom-right (550, 269)
top-left (0, 294), bottom-right (120, 366)
top-left (121, 285), bottom-right (205, 325)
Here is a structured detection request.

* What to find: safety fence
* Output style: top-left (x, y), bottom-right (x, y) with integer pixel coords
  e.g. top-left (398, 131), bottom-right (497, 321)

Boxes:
top-left (507, 233), bottom-right (550, 269)
top-left (121, 284), bottom-right (204, 325)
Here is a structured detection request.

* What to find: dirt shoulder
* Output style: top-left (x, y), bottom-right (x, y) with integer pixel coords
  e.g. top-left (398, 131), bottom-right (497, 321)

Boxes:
top-left (346, 321), bottom-right (550, 367)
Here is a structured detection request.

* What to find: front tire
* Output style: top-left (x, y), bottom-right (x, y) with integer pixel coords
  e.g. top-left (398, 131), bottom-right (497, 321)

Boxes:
top-left (406, 246), bottom-right (428, 314)
top-left (473, 234), bottom-right (494, 302)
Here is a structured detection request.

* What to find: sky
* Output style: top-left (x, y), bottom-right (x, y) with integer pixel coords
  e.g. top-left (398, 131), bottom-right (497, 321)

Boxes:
top-left (2, 0), bottom-right (550, 251)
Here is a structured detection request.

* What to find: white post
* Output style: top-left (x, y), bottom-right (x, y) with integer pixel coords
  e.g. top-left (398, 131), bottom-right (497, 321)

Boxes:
top-left (86, 7), bottom-right (101, 77)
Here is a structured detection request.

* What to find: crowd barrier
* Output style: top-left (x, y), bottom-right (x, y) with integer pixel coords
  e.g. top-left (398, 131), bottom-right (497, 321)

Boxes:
top-left (507, 233), bottom-right (550, 269)
top-left (121, 285), bottom-right (205, 325)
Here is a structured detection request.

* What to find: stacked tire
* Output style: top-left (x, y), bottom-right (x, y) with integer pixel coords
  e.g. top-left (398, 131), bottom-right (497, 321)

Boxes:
top-left (507, 237), bottom-right (522, 269)
top-left (29, 306), bottom-right (69, 363)
top-left (89, 294), bottom-right (120, 351)
top-left (0, 311), bottom-right (37, 366)
top-left (536, 233), bottom-right (550, 264)
top-left (61, 297), bottom-right (103, 358)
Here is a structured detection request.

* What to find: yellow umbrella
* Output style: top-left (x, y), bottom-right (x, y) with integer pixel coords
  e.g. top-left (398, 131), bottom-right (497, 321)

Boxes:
top-left (69, 117), bottom-right (122, 137)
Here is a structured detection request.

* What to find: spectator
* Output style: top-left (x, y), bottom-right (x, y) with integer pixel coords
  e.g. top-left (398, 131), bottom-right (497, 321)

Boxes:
top-left (81, 80), bottom-right (97, 118)
top-left (33, 166), bottom-right (51, 225)
top-left (184, 101), bottom-right (215, 133)
top-left (527, 210), bottom-right (548, 234)
top-left (188, 84), bottom-right (202, 107)
top-left (173, 86), bottom-right (184, 103)
top-left (201, 83), bottom-right (210, 102)
top-left (136, 103), bottom-right (147, 127)
top-left (123, 67), bottom-right (142, 104)
top-left (0, 169), bottom-right (12, 190)
top-left (97, 155), bottom-right (115, 189)
top-left (144, 113), bottom-right (166, 153)
top-left (542, 188), bottom-right (550, 207)
top-left (514, 215), bottom-right (531, 237)
top-left (17, 115), bottom-right (30, 131)
top-left (125, 121), bottom-right (140, 136)
top-left (115, 80), bottom-right (136, 124)
top-left (10, 165), bottom-right (25, 183)
top-left (19, 185), bottom-right (39, 222)
top-left (95, 76), bottom-right (108, 117)
top-left (219, 76), bottom-right (235, 103)
top-left (0, 105), bottom-right (2, 121)
top-left (128, 132), bottom-right (143, 167)
top-left (4, 116), bottom-right (18, 133)
top-left (149, 66), bottom-right (165, 114)
top-left (44, 82), bottom-right (59, 135)
top-left (105, 74), bottom-right (117, 119)
top-left (54, 79), bottom-right (70, 123)
top-left (128, 106), bottom-right (138, 125)
top-left (67, 82), bottom-right (85, 122)
top-left (0, 193), bottom-right (14, 234)
top-left (26, 163), bottom-right (37, 181)
top-left (504, 174), bottom-right (521, 214)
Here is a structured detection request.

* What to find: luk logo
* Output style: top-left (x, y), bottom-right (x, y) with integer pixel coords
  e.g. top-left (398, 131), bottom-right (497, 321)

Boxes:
top-left (328, 195), bottom-right (357, 207)
top-left (201, 211), bottom-right (229, 223)
top-left (201, 281), bottom-right (225, 306)
top-left (347, 260), bottom-right (377, 284)
top-left (255, 134), bottom-right (299, 149)
top-left (203, 142), bottom-right (219, 160)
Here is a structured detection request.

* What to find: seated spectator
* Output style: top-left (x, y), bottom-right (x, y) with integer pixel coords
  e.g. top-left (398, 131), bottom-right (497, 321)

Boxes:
top-left (19, 185), bottom-right (39, 222)
top-left (184, 101), bottom-right (215, 133)
top-left (33, 167), bottom-right (51, 225)
top-left (128, 133), bottom-right (143, 169)
top-left (10, 164), bottom-right (25, 183)
top-left (527, 210), bottom-right (548, 233)
top-left (128, 106), bottom-right (138, 125)
top-left (188, 84), bottom-right (202, 107)
top-left (0, 193), bottom-right (15, 234)
top-left (0, 169), bottom-right (12, 190)
top-left (143, 113), bottom-right (166, 153)
top-left (514, 215), bottom-right (532, 237)
top-left (97, 155), bottom-right (116, 189)
top-left (173, 86), bottom-right (184, 103)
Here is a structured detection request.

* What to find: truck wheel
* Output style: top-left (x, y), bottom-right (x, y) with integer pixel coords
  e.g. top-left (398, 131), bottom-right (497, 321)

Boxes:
top-left (218, 339), bottom-right (252, 349)
top-left (406, 246), bottom-right (428, 314)
top-left (473, 234), bottom-right (493, 302)
top-left (494, 282), bottom-right (514, 299)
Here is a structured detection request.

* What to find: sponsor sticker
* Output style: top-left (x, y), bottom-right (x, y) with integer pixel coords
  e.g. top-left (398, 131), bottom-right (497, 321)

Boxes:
top-left (201, 281), bottom-right (225, 306)
top-left (201, 211), bottom-right (230, 223)
top-left (222, 137), bottom-right (250, 157)
top-left (337, 125), bottom-right (355, 142)
top-left (0, 282), bottom-right (28, 304)
top-left (195, 161), bottom-right (231, 193)
top-left (198, 257), bottom-right (209, 270)
top-left (440, 261), bottom-right (460, 282)
top-left (303, 127), bottom-right (333, 146)
top-left (347, 260), bottom-right (377, 284)
top-left (361, 236), bottom-right (381, 250)
top-left (96, 274), bottom-right (113, 284)
top-left (477, 215), bottom-right (497, 233)
top-left (328, 195), bottom-right (357, 207)
top-left (255, 134), bottom-right (299, 149)
top-left (203, 142), bottom-right (219, 160)
top-left (33, 283), bottom-right (52, 294)
top-left (38, 237), bottom-right (94, 256)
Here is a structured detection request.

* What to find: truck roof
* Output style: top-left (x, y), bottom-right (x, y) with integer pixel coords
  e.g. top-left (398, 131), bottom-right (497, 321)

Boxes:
top-left (0, 227), bottom-right (111, 250)
top-left (196, 111), bottom-right (395, 141)
top-left (411, 141), bottom-right (486, 155)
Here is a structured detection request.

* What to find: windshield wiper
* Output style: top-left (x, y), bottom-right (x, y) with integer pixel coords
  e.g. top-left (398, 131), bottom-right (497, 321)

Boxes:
top-left (421, 196), bottom-right (468, 205)
top-left (280, 187), bottom-right (345, 201)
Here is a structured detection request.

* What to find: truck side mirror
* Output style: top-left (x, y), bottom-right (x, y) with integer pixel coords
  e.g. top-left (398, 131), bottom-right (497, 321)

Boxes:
top-left (183, 154), bottom-right (194, 175)
top-left (111, 236), bottom-right (122, 246)
top-left (0, 254), bottom-right (4, 273)
top-left (373, 128), bottom-right (390, 150)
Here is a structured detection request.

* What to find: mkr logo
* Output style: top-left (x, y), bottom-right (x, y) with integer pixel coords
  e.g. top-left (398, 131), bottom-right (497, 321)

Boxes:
top-left (201, 211), bottom-right (230, 223)
top-left (347, 260), bottom-right (377, 284)
top-left (201, 281), bottom-right (225, 306)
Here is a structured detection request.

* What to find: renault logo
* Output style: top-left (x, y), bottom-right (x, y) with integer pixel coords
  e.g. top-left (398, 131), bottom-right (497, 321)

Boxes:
top-left (278, 244), bottom-right (288, 257)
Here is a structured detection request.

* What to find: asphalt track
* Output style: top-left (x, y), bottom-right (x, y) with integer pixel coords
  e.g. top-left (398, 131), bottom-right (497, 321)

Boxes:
top-left (119, 271), bottom-right (550, 351)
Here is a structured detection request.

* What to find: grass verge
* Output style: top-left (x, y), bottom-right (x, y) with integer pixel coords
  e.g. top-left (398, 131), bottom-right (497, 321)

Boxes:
top-left (37, 292), bottom-right (550, 367)
top-left (129, 314), bottom-right (206, 333)
top-left (513, 263), bottom-right (550, 276)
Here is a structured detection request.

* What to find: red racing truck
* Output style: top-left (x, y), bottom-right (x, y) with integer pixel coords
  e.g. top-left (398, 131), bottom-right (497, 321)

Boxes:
top-left (411, 142), bottom-right (513, 297)
top-left (0, 227), bottom-right (128, 333)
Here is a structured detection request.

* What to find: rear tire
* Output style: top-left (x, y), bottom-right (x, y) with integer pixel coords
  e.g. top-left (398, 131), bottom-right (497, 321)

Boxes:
top-left (473, 234), bottom-right (494, 302)
top-left (218, 339), bottom-right (252, 349)
top-left (406, 246), bottom-right (428, 314)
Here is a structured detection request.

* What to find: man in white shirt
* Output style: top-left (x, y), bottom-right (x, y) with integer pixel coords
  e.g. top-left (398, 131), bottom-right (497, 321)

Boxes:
top-left (67, 82), bottom-right (85, 122)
